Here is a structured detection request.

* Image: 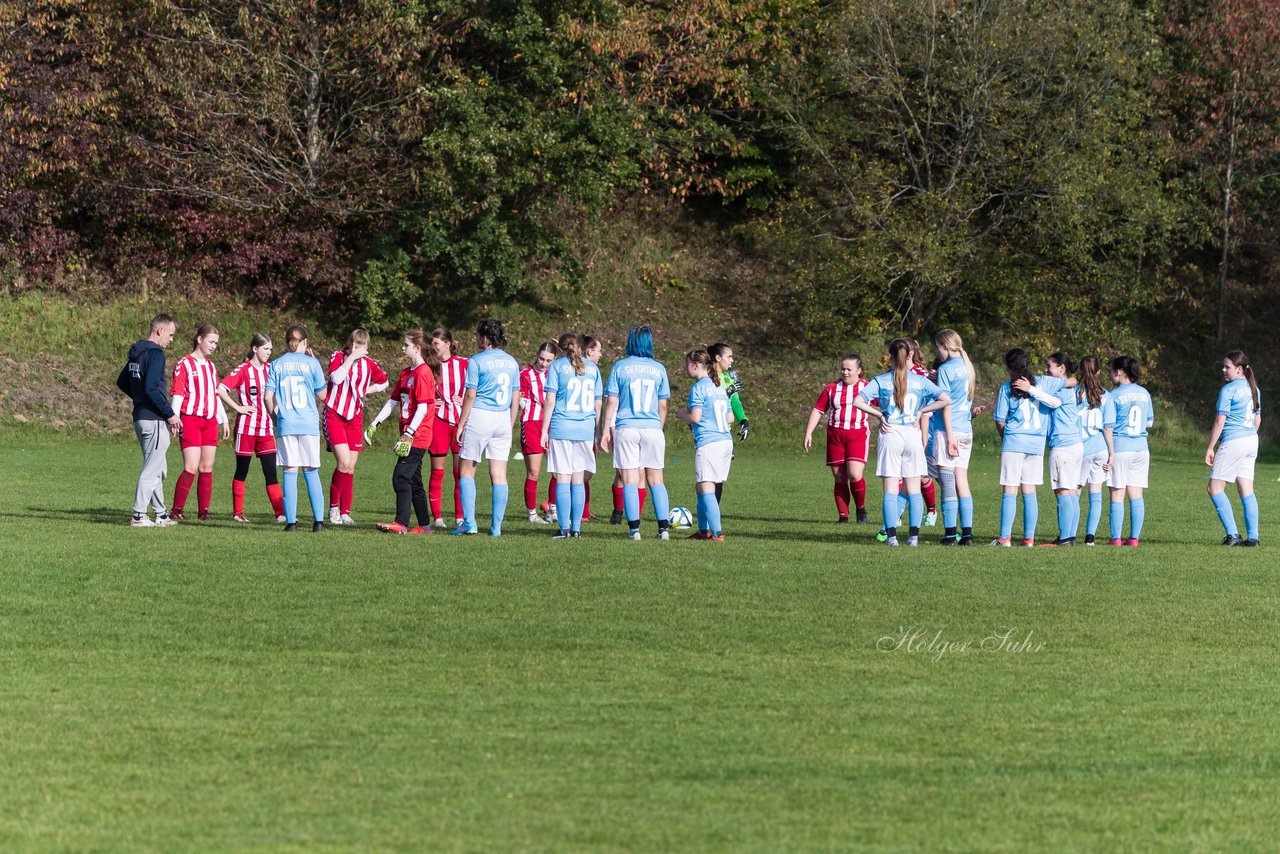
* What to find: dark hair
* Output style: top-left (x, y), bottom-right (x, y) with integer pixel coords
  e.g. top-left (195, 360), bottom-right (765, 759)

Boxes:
top-left (842, 353), bottom-right (862, 377)
top-left (1077, 356), bottom-right (1104, 409)
top-left (286, 325), bottom-right (308, 351)
top-left (477, 318), bottom-right (506, 348)
top-left (534, 340), bottom-right (558, 362)
top-left (246, 332), bottom-right (272, 362)
top-left (150, 314), bottom-right (175, 334)
top-left (708, 342), bottom-right (732, 366)
top-left (626, 326), bottom-right (654, 359)
top-left (579, 335), bottom-right (600, 357)
top-left (906, 337), bottom-right (926, 369)
top-left (1005, 348), bottom-right (1034, 399)
top-left (430, 327), bottom-right (457, 356)
top-left (1048, 351), bottom-right (1075, 375)
top-left (1110, 355), bottom-right (1140, 382)
top-left (192, 323), bottom-right (219, 351)
top-left (1225, 350), bottom-right (1260, 411)
top-left (687, 350), bottom-right (719, 385)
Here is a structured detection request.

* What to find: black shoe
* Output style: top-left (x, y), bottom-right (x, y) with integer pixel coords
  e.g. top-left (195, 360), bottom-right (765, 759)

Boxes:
top-left (1084, 534), bottom-right (1096, 545)
top-left (855, 509), bottom-right (868, 524)
top-left (940, 536), bottom-right (958, 546)
top-left (837, 516), bottom-right (850, 524)
top-left (1237, 538), bottom-right (1260, 547)
top-left (1222, 534), bottom-right (1244, 546)
top-left (957, 535), bottom-right (974, 546)
top-left (610, 509), bottom-right (624, 525)
top-left (283, 523), bottom-right (297, 532)
top-left (312, 521), bottom-right (325, 533)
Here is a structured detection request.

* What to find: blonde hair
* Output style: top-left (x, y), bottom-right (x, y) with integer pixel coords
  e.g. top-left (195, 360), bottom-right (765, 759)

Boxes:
top-left (934, 329), bottom-right (975, 399)
top-left (558, 332), bottom-right (585, 375)
top-left (888, 338), bottom-right (911, 411)
top-left (344, 327), bottom-right (371, 355)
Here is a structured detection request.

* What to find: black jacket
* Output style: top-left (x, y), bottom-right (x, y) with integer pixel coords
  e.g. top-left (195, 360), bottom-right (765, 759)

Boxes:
top-left (116, 340), bottom-right (175, 421)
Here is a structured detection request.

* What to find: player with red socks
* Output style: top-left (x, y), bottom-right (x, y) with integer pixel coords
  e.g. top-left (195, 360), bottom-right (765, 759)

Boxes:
top-left (428, 328), bottom-right (468, 528)
top-left (325, 328), bottom-right (389, 526)
top-left (218, 333), bottom-right (286, 522)
top-left (803, 354), bottom-right (870, 523)
top-left (520, 341), bottom-right (557, 524)
top-left (170, 323), bottom-right (228, 521)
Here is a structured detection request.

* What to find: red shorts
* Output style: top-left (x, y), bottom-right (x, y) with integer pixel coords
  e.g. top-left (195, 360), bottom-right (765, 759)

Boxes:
top-left (234, 432), bottom-right (278, 457)
top-left (324, 408), bottom-right (364, 451)
top-left (430, 420), bottom-right (461, 456)
top-left (826, 426), bottom-right (870, 466)
top-left (520, 420), bottom-right (547, 455)
top-left (179, 414), bottom-right (219, 449)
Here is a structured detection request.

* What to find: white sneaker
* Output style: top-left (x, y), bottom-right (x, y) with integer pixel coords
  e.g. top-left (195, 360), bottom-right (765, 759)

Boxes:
top-left (906, 535), bottom-right (919, 547)
top-left (434, 517), bottom-right (449, 528)
top-left (924, 511), bottom-right (938, 527)
top-left (529, 511), bottom-right (549, 525)
top-left (131, 516), bottom-right (158, 528)
top-left (629, 530), bottom-right (641, 541)
top-left (340, 514), bottom-right (356, 526)
top-left (155, 515), bottom-right (178, 528)
top-left (277, 515), bottom-right (287, 524)
top-left (658, 529), bottom-right (670, 540)
top-left (329, 507), bottom-right (341, 525)
top-left (990, 538), bottom-right (1012, 547)
top-left (884, 536), bottom-right (899, 546)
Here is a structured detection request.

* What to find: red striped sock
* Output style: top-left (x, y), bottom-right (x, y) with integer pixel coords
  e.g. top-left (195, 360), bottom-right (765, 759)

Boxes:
top-left (173, 470), bottom-right (195, 513)
top-left (232, 480), bottom-right (246, 516)
top-left (429, 469), bottom-right (445, 519)
top-left (196, 472), bottom-right (213, 514)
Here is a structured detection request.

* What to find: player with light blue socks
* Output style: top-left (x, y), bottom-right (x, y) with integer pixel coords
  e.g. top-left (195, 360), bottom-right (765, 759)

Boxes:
top-left (1206, 350), bottom-right (1262, 547)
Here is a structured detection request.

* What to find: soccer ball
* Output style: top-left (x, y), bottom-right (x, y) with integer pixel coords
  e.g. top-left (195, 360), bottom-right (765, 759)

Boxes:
top-left (669, 507), bottom-right (693, 529)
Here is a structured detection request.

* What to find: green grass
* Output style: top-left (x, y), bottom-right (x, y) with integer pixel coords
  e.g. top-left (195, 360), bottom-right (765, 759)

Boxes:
top-left (1, 438), bottom-right (1276, 849)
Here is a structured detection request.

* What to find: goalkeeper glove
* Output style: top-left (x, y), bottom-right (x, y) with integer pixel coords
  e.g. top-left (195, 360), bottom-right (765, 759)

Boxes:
top-left (393, 430), bottom-right (414, 458)
top-left (364, 420), bottom-right (381, 446)
top-left (725, 369), bottom-right (745, 399)
top-left (737, 418), bottom-right (751, 441)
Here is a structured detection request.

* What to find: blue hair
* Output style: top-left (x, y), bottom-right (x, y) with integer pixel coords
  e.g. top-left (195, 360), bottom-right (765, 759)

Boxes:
top-left (625, 325), bottom-right (654, 359)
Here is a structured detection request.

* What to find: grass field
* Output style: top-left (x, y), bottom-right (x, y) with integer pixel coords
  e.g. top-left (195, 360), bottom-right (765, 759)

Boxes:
top-left (2, 438), bottom-right (1277, 849)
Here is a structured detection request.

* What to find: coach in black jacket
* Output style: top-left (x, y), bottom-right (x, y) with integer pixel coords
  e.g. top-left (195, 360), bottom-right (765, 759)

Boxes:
top-left (116, 314), bottom-right (182, 527)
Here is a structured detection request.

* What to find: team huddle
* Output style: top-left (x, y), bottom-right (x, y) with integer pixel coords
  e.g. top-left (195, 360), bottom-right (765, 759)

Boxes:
top-left (118, 317), bottom-right (746, 539)
top-left (801, 332), bottom-right (1263, 547)
top-left (118, 317), bottom-right (1261, 546)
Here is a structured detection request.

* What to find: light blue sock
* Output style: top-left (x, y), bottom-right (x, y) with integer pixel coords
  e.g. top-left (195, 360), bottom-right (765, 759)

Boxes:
top-left (303, 468), bottom-right (324, 522)
top-left (1109, 501), bottom-right (1123, 540)
top-left (1069, 494), bottom-right (1081, 539)
top-left (650, 483), bottom-right (671, 525)
top-left (942, 500), bottom-right (959, 531)
top-left (959, 496), bottom-right (974, 530)
top-left (460, 476), bottom-right (477, 529)
top-left (1056, 494), bottom-right (1071, 541)
top-left (999, 493), bottom-right (1016, 540)
top-left (908, 493), bottom-right (924, 529)
top-left (570, 483), bottom-right (586, 532)
top-left (490, 483), bottom-right (509, 536)
top-left (555, 482), bottom-right (572, 533)
top-left (282, 470), bottom-right (298, 524)
top-left (1211, 491), bottom-right (1238, 537)
top-left (1022, 492), bottom-right (1038, 541)
top-left (1129, 497), bottom-right (1145, 540)
top-left (696, 491), bottom-right (710, 532)
top-left (883, 493), bottom-right (900, 532)
top-left (705, 490), bottom-right (723, 536)
top-left (623, 484), bottom-right (640, 523)
top-left (1087, 492), bottom-right (1102, 536)
top-left (1242, 493), bottom-right (1259, 541)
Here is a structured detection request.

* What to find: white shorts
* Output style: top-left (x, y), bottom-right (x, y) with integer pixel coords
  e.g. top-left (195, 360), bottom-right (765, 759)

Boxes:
top-left (1107, 450), bottom-right (1150, 489)
top-left (1079, 448), bottom-right (1109, 487)
top-left (614, 426), bottom-right (665, 471)
top-left (1049, 444), bottom-right (1084, 491)
top-left (876, 427), bottom-right (926, 479)
top-left (459, 409), bottom-right (512, 463)
top-left (694, 439), bottom-right (733, 483)
top-left (547, 438), bottom-right (597, 475)
top-left (1000, 451), bottom-right (1044, 486)
top-left (931, 430), bottom-right (973, 470)
top-left (1211, 435), bottom-right (1258, 482)
top-left (278, 434), bottom-right (321, 469)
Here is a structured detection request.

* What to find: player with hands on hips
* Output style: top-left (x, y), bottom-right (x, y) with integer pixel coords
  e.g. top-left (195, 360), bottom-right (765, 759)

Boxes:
top-left (218, 332), bottom-right (287, 523)
top-left (1206, 350), bottom-right (1261, 547)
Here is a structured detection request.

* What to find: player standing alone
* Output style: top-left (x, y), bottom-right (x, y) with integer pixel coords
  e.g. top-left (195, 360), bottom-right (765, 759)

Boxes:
top-left (1206, 350), bottom-right (1262, 547)
top-left (264, 325), bottom-right (329, 532)
top-left (170, 323), bottom-right (230, 521)
top-left (218, 333), bottom-right (286, 523)
top-left (520, 341), bottom-right (557, 524)
top-left (325, 328), bottom-right (389, 525)
top-left (452, 319), bottom-right (521, 537)
top-left (802, 355), bottom-right (870, 524)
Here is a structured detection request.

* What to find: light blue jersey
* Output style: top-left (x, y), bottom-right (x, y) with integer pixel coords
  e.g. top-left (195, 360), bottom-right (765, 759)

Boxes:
top-left (930, 357), bottom-right (973, 435)
top-left (1048, 382), bottom-right (1082, 449)
top-left (267, 351), bottom-right (327, 436)
top-left (1105, 383), bottom-right (1153, 452)
top-left (1217, 378), bottom-right (1260, 445)
top-left (1077, 390), bottom-right (1109, 456)
top-left (994, 376), bottom-right (1065, 455)
top-left (465, 348), bottom-right (521, 413)
top-left (605, 356), bottom-right (671, 430)
top-left (858, 371), bottom-right (943, 427)
top-left (688, 376), bottom-right (732, 447)
top-left (546, 356), bottom-right (603, 442)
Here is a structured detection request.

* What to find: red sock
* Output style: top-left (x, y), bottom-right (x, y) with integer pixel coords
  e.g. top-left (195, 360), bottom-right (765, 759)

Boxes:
top-left (329, 470), bottom-right (342, 511)
top-left (196, 471), bottom-right (213, 514)
top-left (583, 483), bottom-right (591, 516)
top-left (340, 471), bottom-right (355, 515)
top-left (638, 487), bottom-right (647, 513)
top-left (266, 483), bottom-right (285, 517)
top-left (452, 464), bottom-right (462, 520)
top-left (548, 476), bottom-right (558, 507)
top-left (524, 478), bottom-right (538, 511)
top-left (834, 479), bottom-right (851, 517)
top-left (173, 470), bottom-right (195, 512)
top-left (232, 480), bottom-right (246, 516)
top-left (429, 468), bottom-right (445, 519)
top-left (922, 479), bottom-right (936, 513)
top-left (612, 485), bottom-right (625, 512)
top-left (852, 477), bottom-right (867, 511)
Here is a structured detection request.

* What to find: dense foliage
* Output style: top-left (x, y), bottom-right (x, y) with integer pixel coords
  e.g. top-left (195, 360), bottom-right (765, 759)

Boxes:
top-left (2, 0), bottom-right (1277, 358)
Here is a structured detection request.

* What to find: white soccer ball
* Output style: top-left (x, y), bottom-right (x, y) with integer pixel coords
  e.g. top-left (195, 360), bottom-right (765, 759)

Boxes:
top-left (669, 506), bottom-right (693, 529)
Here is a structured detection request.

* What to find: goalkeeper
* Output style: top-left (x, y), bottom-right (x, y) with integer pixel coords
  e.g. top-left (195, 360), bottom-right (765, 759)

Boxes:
top-left (708, 342), bottom-right (750, 508)
top-left (370, 331), bottom-right (437, 534)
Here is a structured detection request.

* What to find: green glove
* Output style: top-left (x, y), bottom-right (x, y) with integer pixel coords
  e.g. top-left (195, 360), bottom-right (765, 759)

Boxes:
top-left (393, 431), bottom-right (413, 457)
top-left (364, 421), bottom-right (380, 446)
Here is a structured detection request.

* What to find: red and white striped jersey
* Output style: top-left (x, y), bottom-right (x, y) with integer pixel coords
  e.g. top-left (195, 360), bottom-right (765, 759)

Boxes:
top-left (815, 378), bottom-right (869, 431)
top-left (172, 354), bottom-right (220, 418)
top-left (326, 351), bottom-right (388, 420)
top-left (519, 366), bottom-right (548, 423)
top-left (436, 356), bottom-right (468, 424)
top-left (221, 360), bottom-right (273, 436)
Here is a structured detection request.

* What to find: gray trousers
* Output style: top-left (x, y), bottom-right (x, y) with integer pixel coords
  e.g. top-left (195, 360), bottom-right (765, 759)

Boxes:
top-left (133, 419), bottom-right (171, 516)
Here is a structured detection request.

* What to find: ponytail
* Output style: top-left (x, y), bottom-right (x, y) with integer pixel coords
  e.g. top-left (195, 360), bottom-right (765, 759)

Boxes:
top-left (1049, 351), bottom-right (1075, 376)
top-left (889, 337), bottom-right (911, 411)
top-left (285, 325), bottom-right (308, 352)
top-left (1077, 356), bottom-right (1103, 409)
top-left (558, 332), bottom-right (584, 375)
top-left (1226, 350), bottom-right (1260, 411)
top-left (687, 350), bottom-right (717, 385)
top-left (934, 329), bottom-right (975, 400)
top-left (1110, 355), bottom-right (1140, 383)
